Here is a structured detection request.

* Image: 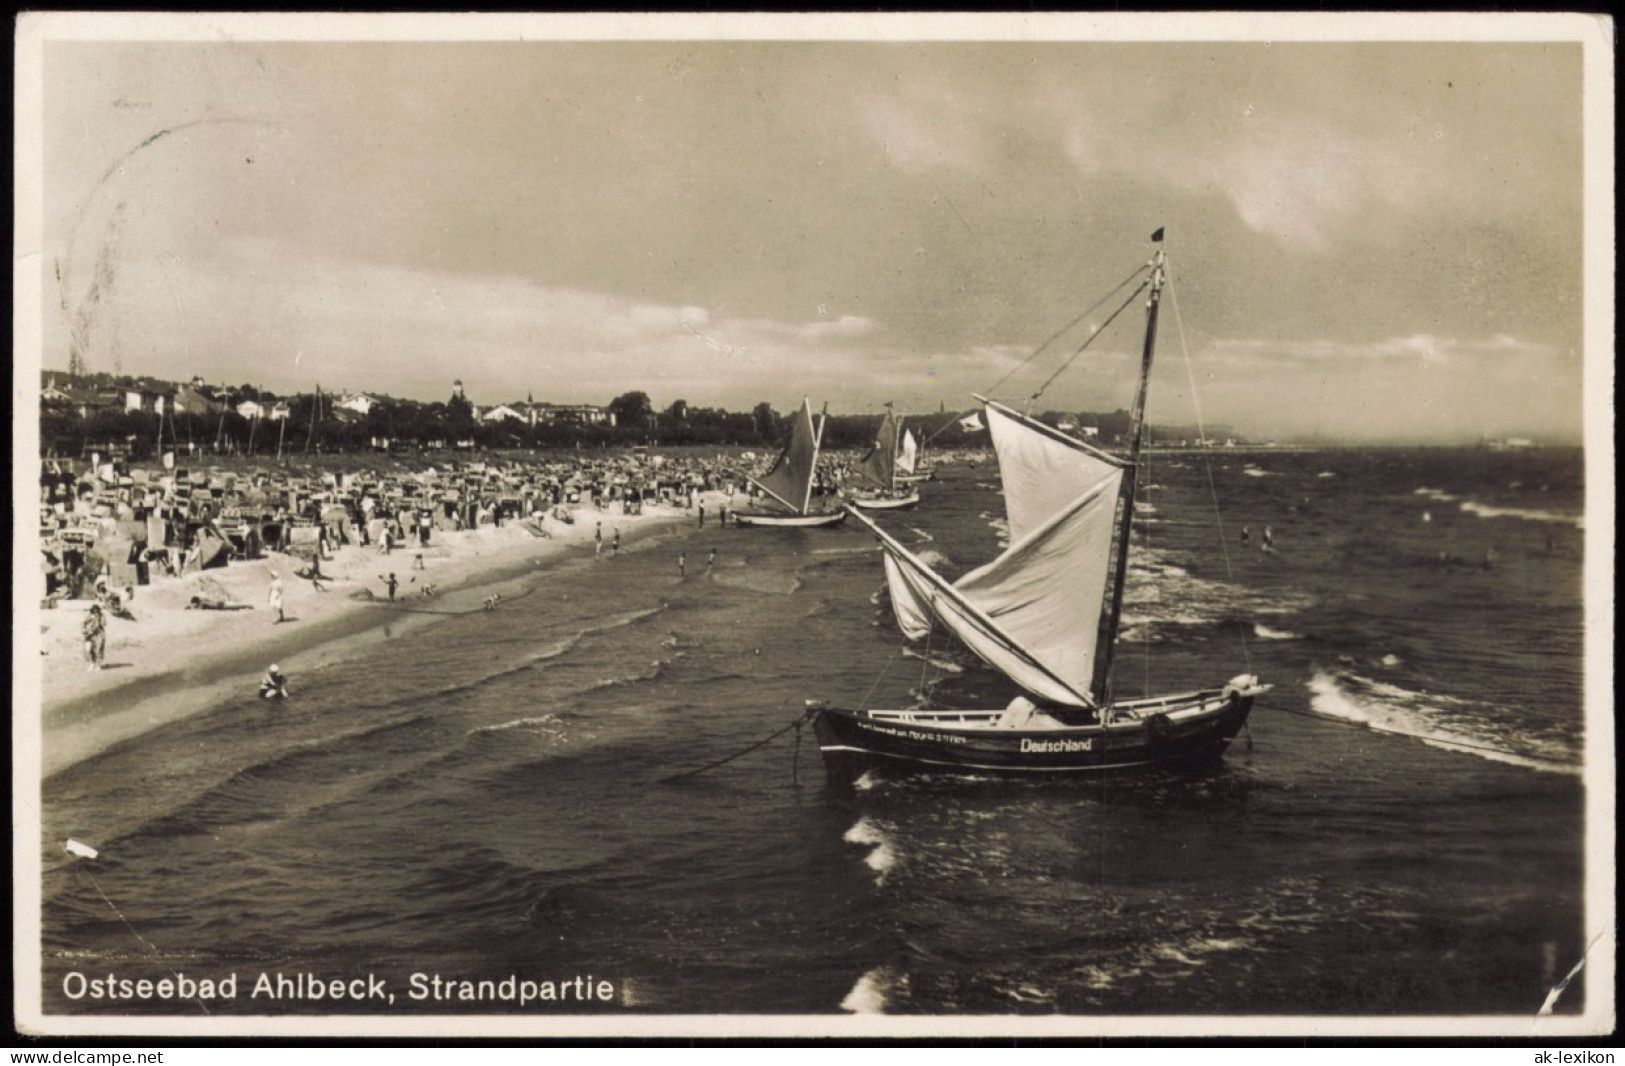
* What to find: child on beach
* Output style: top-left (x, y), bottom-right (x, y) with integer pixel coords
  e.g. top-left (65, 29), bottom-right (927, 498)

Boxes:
top-left (379, 572), bottom-right (399, 601)
top-left (82, 604), bottom-right (105, 671)
top-left (268, 571), bottom-right (285, 623)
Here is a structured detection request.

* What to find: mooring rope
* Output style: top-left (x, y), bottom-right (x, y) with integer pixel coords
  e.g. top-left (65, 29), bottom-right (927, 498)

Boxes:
top-left (76, 864), bottom-right (212, 1015)
top-left (658, 710), bottom-right (817, 784)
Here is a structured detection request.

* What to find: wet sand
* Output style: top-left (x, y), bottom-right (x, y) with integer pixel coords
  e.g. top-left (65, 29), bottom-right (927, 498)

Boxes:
top-left (28, 497), bottom-right (721, 778)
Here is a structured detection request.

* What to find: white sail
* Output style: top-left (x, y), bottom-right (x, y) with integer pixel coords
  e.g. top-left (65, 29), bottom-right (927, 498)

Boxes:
top-left (897, 428), bottom-right (919, 475)
top-left (882, 552), bottom-right (933, 640)
top-left (978, 399), bottom-right (1126, 543)
top-left (851, 398), bottom-right (1128, 707)
top-left (954, 459), bottom-right (1123, 698)
top-left (857, 512), bottom-right (1096, 707)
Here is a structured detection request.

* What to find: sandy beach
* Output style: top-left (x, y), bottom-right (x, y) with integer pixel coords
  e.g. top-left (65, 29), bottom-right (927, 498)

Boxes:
top-left (32, 495), bottom-right (723, 778)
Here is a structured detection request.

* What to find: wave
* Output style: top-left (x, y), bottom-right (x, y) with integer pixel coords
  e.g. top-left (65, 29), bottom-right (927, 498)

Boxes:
top-left (1242, 465), bottom-right (1271, 478)
top-left (901, 647), bottom-right (965, 674)
top-left (1253, 623), bottom-right (1301, 641)
top-left (1317, 471), bottom-right (1337, 479)
top-left (841, 967), bottom-right (896, 1014)
top-left (586, 659), bottom-right (668, 691)
top-left (465, 713), bottom-right (567, 737)
top-left (709, 570), bottom-right (803, 596)
top-left (902, 525), bottom-right (935, 544)
top-left (843, 816), bottom-right (896, 881)
top-left (1414, 487), bottom-right (1460, 501)
top-left (1459, 500), bottom-right (1584, 528)
top-left (981, 513), bottom-right (1011, 549)
top-left (1305, 669), bottom-right (1579, 774)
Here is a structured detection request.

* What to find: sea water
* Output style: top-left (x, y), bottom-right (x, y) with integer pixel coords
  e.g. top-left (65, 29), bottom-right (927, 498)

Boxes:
top-left (39, 448), bottom-right (1590, 1017)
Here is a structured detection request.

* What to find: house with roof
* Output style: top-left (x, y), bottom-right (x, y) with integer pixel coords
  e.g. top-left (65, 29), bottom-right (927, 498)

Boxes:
top-left (334, 393), bottom-right (377, 417)
top-left (480, 403), bottom-right (531, 424)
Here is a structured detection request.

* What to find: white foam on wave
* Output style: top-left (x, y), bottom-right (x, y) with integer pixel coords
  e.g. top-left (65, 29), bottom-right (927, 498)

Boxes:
top-left (982, 513), bottom-right (1011, 549)
top-left (1380, 653), bottom-right (1402, 666)
top-left (1306, 669), bottom-right (1578, 775)
top-left (840, 968), bottom-right (893, 1014)
top-left (903, 525), bottom-right (935, 544)
top-left (1459, 500), bottom-right (1583, 528)
top-left (1414, 486), bottom-right (1460, 501)
top-left (466, 713), bottom-right (564, 736)
top-left (843, 816), bottom-right (897, 879)
top-left (1253, 623), bottom-right (1301, 641)
top-left (1242, 465), bottom-right (1270, 478)
top-left (902, 647), bottom-right (965, 673)
top-left (1317, 471), bottom-right (1337, 479)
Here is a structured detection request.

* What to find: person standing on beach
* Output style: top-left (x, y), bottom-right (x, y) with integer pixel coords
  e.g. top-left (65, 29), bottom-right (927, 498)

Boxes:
top-left (268, 571), bottom-right (285, 624)
top-left (380, 572), bottom-right (399, 601)
top-left (612, 529), bottom-right (621, 557)
top-left (706, 549), bottom-right (716, 574)
top-left (697, 503), bottom-right (705, 528)
top-left (595, 521), bottom-right (603, 556)
top-left (678, 552), bottom-right (687, 579)
top-left (82, 604), bottom-right (106, 671)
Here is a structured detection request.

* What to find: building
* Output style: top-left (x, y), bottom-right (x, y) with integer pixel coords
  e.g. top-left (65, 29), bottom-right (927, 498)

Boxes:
top-left (334, 393), bottom-right (377, 417)
top-left (531, 402), bottom-right (616, 427)
top-left (480, 403), bottom-right (530, 424)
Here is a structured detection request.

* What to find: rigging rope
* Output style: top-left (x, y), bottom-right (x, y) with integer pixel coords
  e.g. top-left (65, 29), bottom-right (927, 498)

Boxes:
top-left (915, 263), bottom-right (1153, 449)
top-left (983, 262), bottom-right (1151, 401)
top-left (1167, 275), bottom-right (1252, 675)
top-left (1027, 280), bottom-right (1151, 408)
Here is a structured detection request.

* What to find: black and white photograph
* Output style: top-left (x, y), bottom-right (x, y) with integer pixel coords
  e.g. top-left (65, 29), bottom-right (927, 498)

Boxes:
top-left (13, 12), bottom-right (1614, 1041)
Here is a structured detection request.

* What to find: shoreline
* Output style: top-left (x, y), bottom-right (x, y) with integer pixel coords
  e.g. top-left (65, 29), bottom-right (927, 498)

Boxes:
top-left (35, 498), bottom-right (713, 779)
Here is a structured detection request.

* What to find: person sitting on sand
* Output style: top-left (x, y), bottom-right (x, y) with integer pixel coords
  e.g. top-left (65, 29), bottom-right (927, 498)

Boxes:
top-left (259, 664), bottom-right (289, 700)
top-left (188, 594), bottom-right (253, 611)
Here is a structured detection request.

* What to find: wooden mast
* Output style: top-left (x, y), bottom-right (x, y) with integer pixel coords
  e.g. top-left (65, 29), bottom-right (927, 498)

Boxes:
top-left (1096, 233), bottom-right (1166, 706)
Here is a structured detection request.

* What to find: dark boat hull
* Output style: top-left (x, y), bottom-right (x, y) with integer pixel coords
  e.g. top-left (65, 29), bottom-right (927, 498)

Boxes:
top-left (811, 688), bottom-right (1256, 778)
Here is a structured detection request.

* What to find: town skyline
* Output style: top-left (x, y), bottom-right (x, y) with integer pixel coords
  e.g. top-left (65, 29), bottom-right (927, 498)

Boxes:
top-left (22, 15), bottom-right (1607, 446)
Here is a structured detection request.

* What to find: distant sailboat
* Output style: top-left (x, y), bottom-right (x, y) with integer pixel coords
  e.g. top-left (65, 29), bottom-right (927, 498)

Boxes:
top-left (811, 233), bottom-right (1266, 776)
top-left (735, 399), bottom-right (847, 529)
top-left (847, 407), bottom-right (921, 511)
top-left (894, 425), bottom-right (935, 484)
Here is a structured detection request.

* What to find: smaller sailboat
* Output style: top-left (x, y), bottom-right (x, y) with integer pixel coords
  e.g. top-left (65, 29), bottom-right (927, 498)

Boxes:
top-left (735, 399), bottom-right (847, 529)
top-left (847, 407), bottom-right (921, 511)
top-left (893, 426), bottom-right (934, 485)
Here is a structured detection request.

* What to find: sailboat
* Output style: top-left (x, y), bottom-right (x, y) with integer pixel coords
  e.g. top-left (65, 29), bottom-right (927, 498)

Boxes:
top-left (810, 234), bottom-right (1266, 776)
top-left (734, 398), bottom-right (847, 529)
top-left (847, 407), bottom-right (921, 511)
top-left (893, 425), bottom-right (934, 485)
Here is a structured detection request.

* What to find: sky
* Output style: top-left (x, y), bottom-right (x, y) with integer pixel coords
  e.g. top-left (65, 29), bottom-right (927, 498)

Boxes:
top-left (23, 15), bottom-right (1606, 443)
